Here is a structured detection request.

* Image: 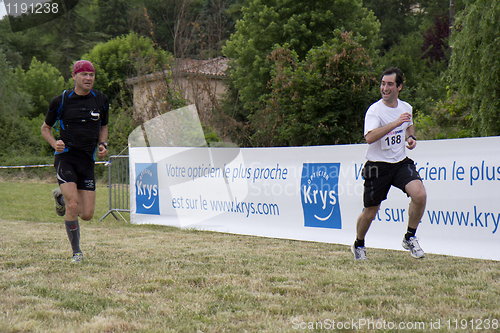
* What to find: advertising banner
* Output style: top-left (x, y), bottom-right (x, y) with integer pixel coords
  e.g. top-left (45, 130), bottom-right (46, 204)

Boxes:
top-left (129, 109), bottom-right (500, 260)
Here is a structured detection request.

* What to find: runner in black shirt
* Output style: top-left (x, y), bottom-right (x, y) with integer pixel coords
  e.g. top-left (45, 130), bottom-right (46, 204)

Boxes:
top-left (41, 60), bottom-right (109, 263)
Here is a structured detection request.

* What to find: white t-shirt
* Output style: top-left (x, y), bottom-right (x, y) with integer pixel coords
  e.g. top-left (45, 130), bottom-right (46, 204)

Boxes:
top-left (364, 99), bottom-right (412, 163)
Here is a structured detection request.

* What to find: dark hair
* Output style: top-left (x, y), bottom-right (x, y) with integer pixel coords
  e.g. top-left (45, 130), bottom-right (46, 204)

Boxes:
top-left (381, 67), bottom-right (404, 87)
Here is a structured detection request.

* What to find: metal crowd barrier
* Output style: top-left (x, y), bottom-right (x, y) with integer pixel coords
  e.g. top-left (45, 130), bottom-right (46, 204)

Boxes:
top-left (100, 155), bottom-right (130, 221)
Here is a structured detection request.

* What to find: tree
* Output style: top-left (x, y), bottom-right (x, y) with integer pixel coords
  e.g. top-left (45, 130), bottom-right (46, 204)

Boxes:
top-left (0, 50), bottom-right (33, 119)
top-left (362, 0), bottom-right (455, 53)
top-left (449, 0), bottom-right (500, 136)
top-left (96, 0), bottom-right (131, 38)
top-left (129, 0), bottom-right (204, 57)
top-left (21, 57), bottom-right (66, 117)
top-left (250, 32), bottom-right (378, 147)
top-left (0, 17), bottom-right (55, 70)
top-left (131, 0), bottom-right (238, 59)
top-left (421, 13), bottom-right (450, 64)
top-left (223, 0), bottom-right (380, 121)
top-left (0, 0), bottom-right (108, 79)
top-left (195, 0), bottom-right (234, 58)
top-left (82, 32), bottom-right (173, 101)
top-left (363, 0), bottom-right (419, 52)
top-left (0, 50), bottom-right (40, 163)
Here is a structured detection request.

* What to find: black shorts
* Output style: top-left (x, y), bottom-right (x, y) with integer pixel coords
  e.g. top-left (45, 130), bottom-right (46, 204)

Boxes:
top-left (362, 157), bottom-right (422, 208)
top-left (54, 151), bottom-right (96, 191)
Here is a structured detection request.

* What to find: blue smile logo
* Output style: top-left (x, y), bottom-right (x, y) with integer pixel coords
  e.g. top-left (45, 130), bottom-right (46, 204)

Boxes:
top-left (135, 163), bottom-right (160, 215)
top-left (301, 163), bottom-right (342, 229)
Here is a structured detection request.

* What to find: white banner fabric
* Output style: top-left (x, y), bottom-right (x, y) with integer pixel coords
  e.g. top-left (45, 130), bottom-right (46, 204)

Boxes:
top-left (130, 137), bottom-right (500, 261)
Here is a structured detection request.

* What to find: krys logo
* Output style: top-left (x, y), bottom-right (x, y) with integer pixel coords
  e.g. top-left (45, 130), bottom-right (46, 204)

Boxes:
top-left (136, 163), bottom-right (160, 215)
top-left (301, 163), bottom-right (341, 229)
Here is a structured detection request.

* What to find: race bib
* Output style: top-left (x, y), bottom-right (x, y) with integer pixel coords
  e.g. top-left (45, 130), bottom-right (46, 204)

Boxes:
top-left (381, 131), bottom-right (403, 150)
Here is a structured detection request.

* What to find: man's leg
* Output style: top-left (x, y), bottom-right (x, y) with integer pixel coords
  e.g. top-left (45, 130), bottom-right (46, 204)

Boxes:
top-left (356, 205), bottom-right (380, 244)
top-left (59, 183), bottom-right (82, 259)
top-left (59, 184), bottom-right (96, 260)
top-left (352, 205), bottom-right (380, 260)
top-left (356, 205), bottom-right (380, 240)
top-left (59, 183), bottom-right (96, 221)
top-left (60, 183), bottom-right (79, 220)
top-left (77, 189), bottom-right (96, 221)
top-left (402, 179), bottom-right (426, 258)
top-left (405, 179), bottom-right (426, 230)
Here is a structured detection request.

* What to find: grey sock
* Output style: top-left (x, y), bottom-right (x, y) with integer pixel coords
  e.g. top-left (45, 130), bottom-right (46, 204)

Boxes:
top-left (65, 219), bottom-right (81, 254)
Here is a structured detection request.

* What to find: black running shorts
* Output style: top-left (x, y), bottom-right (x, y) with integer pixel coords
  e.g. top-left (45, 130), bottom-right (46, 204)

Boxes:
top-left (362, 157), bottom-right (422, 208)
top-left (54, 151), bottom-right (96, 191)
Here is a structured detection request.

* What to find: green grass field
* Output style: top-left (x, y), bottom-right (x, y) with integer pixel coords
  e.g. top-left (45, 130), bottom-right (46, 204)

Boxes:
top-left (1, 180), bottom-right (500, 332)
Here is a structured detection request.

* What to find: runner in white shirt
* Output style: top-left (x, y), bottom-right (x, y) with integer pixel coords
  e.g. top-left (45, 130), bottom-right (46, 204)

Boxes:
top-left (351, 67), bottom-right (427, 260)
top-left (364, 98), bottom-right (413, 163)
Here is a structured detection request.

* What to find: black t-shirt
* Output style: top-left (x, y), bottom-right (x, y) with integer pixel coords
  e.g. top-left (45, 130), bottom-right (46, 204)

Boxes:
top-left (45, 90), bottom-right (109, 157)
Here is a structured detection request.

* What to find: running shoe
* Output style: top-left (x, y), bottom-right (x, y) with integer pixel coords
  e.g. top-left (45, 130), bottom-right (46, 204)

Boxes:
top-left (71, 253), bottom-right (83, 264)
top-left (351, 243), bottom-right (367, 260)
top-left (52, 188), bottom-right (65, 216)
top-left (402, 236), bottom-right (425, 259)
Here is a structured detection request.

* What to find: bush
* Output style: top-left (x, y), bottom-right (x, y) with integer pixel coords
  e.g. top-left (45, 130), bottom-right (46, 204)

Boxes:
top-left (21, 57), bottom-right (66, 117)
top-left (251, 32), bottom-right (378, 146)
top-left (415, 89), bottom-right (474, 140)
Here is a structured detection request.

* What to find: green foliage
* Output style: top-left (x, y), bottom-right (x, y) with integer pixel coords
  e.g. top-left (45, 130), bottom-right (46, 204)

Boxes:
top-left (96, 0), bottom-right (131, 38)
top-left (107, 105), bottom-right (137, 155)
top-left (362, 0), bottom-right (456, 53)
top-left (21, 57), bottom-right (66, 117)
top-left (0, 114), bottom-right (52, 165)
top-left (128, 0), bottom-right (238, 59)
top-left (0, 50), bottom-right (33, 118)
top-left (195, 0), bottom-right (236, 58)
top-left (0, 51), bottom-right (55, 166)
top-left (0, 0), bottom-right (494, 155)
top-left (449, 0), bottom-right (500, 136)
top-left (0, 0), bottom-right (108, 79)
top-left (251, 32), bottom-right (378, 146)
top-left (82, 32), bottom-right (173, 101)
top-left (0, 16), bottom-right (58, 70)
top-left (415, 88), bottom-right (474, 140)
top-left (203, 125), bottom-right (223, 145)
top-left (0, 20), bottom-right (24, 67)
top-left (223, 0), bottom-right (381, 120)
top-left (0, 52), bottom-right (35, 163)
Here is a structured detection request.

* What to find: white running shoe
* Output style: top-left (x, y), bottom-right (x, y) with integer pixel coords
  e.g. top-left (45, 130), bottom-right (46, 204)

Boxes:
top-left (351, 243), bottom-right (367, 260)
top-left (402, 236), bottom-right (425, 259)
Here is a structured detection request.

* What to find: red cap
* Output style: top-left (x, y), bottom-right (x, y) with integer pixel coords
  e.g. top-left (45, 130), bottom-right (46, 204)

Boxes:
top-left (72, 60), bottom-right (95, 74)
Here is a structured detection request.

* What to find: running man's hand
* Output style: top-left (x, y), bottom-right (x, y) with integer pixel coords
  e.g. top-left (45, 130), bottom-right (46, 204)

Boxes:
top-left (55, 140), bottom-right (66, 153)
top-left (397, 112), bottom-right (412, 126)
top-left (98, 143), bottom-right (107, 159)
top-left (406, 137), bottom-right (417, 150)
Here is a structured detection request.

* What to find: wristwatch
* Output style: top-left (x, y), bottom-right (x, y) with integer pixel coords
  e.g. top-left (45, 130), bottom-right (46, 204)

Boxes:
top-left (99, 142), bottom-right (108, 149)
